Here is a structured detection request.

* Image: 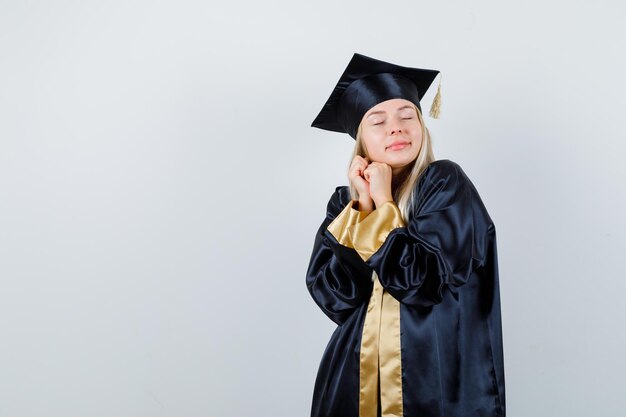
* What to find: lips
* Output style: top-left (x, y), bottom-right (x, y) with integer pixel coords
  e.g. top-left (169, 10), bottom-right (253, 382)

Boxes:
top-left (386, 140), bottom-right (410, 150)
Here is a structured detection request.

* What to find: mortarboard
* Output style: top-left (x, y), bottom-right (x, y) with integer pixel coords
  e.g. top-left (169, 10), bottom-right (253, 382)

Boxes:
top-left (311, 52), bottom-right (442, 139)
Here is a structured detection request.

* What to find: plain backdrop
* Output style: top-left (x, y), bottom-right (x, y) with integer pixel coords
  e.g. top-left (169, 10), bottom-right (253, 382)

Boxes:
top-left (1, 1), bottom-right (625, 416)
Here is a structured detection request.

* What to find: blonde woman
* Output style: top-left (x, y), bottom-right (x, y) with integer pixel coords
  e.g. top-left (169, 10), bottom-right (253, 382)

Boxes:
top-left (306, 53), bottom-right (506, 417)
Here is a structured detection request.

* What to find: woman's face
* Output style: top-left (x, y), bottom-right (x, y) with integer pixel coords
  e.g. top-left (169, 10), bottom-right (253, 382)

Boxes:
top-left (359, 98), bottom-right (422, 171)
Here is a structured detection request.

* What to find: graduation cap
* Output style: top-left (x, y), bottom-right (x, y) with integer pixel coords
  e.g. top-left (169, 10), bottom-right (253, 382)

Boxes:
top-left (311, 52), bottom-right (442, 139)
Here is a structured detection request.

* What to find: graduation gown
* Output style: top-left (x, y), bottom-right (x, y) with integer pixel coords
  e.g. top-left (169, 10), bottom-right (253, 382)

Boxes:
top-left (305, 159), bottom-right (506, 417)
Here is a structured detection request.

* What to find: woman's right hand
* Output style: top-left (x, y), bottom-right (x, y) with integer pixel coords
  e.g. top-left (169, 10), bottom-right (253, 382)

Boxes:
top-left (348, 156), bottom-right (374, 212)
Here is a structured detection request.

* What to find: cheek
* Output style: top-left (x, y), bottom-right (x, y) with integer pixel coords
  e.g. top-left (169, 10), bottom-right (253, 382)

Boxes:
top-left (362, 131), bottom-right (384, 150)
top-left (408, 120), bottom-right (422, 133)
top-left (408, 124), bottom-right (423, 141)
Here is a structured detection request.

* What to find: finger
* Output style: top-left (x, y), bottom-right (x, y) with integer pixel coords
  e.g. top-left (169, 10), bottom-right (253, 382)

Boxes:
top-left (357, 156), bottom-right (370, 166)
top-left (352, 162), bottom-right (364, 173)
top-left (356, 163), bottom-right (368, 175)
top-left (351, 163), bottom-right (365, 174)
top-left (351, 158), bottom-right (368, 170)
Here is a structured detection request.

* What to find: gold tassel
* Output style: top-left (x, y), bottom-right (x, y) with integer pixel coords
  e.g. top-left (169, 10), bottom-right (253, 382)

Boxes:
top-left (429, 73), bottom-right (442, 119)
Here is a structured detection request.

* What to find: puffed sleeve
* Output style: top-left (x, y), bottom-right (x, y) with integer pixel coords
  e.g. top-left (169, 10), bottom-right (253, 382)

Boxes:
top-left (305, 186), bottom-right (374, 325)
top-left (344, 160), bottom-right (494, 307)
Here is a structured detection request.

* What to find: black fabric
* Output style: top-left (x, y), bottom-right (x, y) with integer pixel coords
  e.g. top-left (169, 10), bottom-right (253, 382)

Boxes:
top-left (311, 52), bottom-right (439, 139)
top-left (305, 159), bottom-right (506, 417)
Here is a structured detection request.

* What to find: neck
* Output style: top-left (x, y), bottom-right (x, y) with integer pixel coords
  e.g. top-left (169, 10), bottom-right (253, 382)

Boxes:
top-left (391, 165), bottom-right (410, 193)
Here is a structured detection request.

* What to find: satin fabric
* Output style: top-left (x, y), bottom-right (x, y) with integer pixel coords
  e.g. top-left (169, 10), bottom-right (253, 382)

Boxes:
top-left (305, 159), bottom-right (506, 417)
top-left (310, 53), bottom-right (439, 139)
top-left (326, 197), bottom-right (407, 416)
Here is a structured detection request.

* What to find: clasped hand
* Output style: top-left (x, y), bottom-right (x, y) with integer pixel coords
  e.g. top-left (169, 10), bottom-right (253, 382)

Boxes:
top-left (348, 156), bottom-right (394, 212)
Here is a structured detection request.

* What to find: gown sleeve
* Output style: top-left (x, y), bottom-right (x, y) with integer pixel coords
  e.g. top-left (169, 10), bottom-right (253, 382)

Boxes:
top-left (305, 186), bottom-right (374, 325)
top-left (343, 160), bottom-right (494, 308)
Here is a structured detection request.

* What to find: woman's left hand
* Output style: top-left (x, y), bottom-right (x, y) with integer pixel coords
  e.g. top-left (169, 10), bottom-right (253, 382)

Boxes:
top-left (363, 162), bottom-right (394, 208)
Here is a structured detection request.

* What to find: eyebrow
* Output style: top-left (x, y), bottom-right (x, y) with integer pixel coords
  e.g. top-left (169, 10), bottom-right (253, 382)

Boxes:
top-left (366, 105), bottom-right (415, 118)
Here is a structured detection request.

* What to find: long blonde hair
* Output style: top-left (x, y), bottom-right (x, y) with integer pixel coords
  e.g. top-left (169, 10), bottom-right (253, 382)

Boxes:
top-left (349, 104), bottom-right (435, 222)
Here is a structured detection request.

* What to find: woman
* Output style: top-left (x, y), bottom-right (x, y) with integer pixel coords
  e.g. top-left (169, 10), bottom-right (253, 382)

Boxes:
top-left (306, 53), bottom-right (506, 417)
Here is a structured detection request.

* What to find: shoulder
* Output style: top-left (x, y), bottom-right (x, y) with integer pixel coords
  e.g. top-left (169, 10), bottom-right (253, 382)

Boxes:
top-left (421, 159), bottom-right (470, 189)
top-left (428, 158), bottom-right (461, 173)
top-left (410, 159), bottom-right (482, 215)
top-left (331, 185), bottom-right (351, 203)
top-left (421, 159), bottom-right (494, 226)
top-left (325, 185), bottom-right (352, 218)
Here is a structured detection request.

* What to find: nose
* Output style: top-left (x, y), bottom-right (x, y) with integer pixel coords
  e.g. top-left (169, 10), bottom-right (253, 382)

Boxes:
top-left (389, 123), bottom-right (402, 135)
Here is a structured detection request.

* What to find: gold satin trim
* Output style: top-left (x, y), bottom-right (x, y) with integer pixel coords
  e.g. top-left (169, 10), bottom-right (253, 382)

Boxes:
top-left (347, 201), bottom-right (406, 262)
top-left (327, 200), bottom-right (370, 246)
top-left (326, 200), bottom-right (405, 416)
top-left (379, 277), bottom-right (403, 417)
top-left (359, 271), bottom-right (404, 417)
top-left (359, 271), bottom-right (382, 417)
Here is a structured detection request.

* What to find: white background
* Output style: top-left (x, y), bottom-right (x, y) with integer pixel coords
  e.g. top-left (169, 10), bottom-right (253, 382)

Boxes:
top-left (1, 1), bottom-right (625, 416)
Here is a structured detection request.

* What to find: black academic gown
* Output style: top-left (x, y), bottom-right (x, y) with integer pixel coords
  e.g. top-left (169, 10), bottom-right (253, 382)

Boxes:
top-left (306, 159), bottom-right (505, 417)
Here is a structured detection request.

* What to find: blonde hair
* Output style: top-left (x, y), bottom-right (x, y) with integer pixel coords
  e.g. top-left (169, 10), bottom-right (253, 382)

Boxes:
top-left (348, 105), bottom-right (435, 223)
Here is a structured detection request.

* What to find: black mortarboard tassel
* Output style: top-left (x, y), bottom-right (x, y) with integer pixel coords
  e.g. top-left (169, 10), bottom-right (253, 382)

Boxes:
top-left (311, 52), bottom-right (441, 139)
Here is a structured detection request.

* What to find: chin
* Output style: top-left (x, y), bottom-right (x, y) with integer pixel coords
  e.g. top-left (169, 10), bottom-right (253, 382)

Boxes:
top-left (387, 155), bottom-right (418, 167)
top-left (390, 163), bottom-right (413, 171)
top-left (373, 151), bottom-right (418, 167)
